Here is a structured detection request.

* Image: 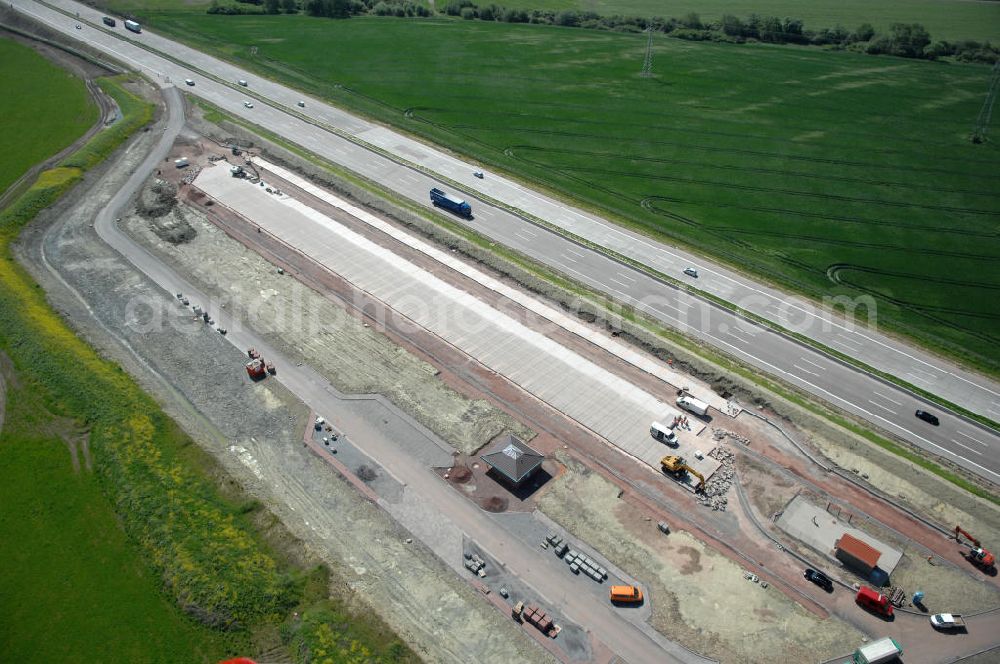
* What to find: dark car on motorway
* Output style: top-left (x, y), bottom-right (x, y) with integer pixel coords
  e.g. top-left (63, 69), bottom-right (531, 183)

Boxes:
top-left (804, 568), bottom-right (833, 592)
top-left (915, 409), bottom-right (940, 426)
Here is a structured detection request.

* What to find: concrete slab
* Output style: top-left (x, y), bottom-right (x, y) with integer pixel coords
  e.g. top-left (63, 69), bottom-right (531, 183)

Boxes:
top-left (196, 163), bottom-right (721, 481)
top-left (776, 495), bottom-right (903, 577)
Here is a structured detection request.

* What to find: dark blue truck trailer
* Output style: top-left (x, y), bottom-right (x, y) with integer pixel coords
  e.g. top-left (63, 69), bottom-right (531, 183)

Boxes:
top-left (430, 188), bottom-right (471, 217)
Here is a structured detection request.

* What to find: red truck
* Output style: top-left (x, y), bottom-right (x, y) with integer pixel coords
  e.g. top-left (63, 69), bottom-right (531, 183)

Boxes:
top-left (856, 586), bottom-right (893, 618)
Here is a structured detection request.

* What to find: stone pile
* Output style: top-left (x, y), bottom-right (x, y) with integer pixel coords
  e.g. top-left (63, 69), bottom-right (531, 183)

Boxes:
top-left (711, 427), bottom-right (750, 445)
top-left (181, 166), bottom-right (202, 186)
top-left (699, 445), bottom-right (736, 511)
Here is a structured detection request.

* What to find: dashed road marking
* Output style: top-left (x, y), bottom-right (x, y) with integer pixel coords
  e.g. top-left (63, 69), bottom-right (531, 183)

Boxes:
top-left (957, 430), bottom-right (988, 448)
top-left (952, 439), bottom-right (984, 456)
top-left (868, 400), bottom-right (896, 414)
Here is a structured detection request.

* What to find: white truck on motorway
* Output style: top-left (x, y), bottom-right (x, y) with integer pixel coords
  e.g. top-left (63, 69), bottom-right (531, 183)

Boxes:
top-left (849, 637), bottom-right (902, 664)
top-left (930, 613), bottom-right (966, 629)
top-left (676, 395), bottom-right (709, 417)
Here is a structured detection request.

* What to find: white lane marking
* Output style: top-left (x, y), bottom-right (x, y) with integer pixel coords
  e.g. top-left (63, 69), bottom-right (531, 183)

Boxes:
top-left (727, 327), bottom-right (750, 340)
top-left (793, 364), bottom-right (819, 377)
top-left (515, 231), bottom-right (536, 242)
top-left (957, 430), bottom-right (989, 448)
top-left (952, 440), bottom-right (984, 456)
top-left (565, 247), bottom-right (587, 258)
top-left (615, 272), bottom-right (636, 283)
top-left (868, 400), bottom-right (896, 414)
top-left (610, 278), bottom-right (633, 288)
top-left (835, 333), bottom-right (863, 348)
top-left (872, 391), bottom-right (903, 406)
top-left (798, 357), bottom-right (826, 371)
top-left (560, 254), bottom-right (578, 264)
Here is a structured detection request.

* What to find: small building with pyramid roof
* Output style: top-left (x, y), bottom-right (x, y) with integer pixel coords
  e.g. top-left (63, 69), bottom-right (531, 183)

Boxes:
top-left (480, 434), bottom-right (545, 487)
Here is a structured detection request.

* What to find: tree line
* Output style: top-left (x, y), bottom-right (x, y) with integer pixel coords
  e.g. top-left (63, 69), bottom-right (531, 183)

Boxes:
top-left (206, 0), bottom-right (999, 64)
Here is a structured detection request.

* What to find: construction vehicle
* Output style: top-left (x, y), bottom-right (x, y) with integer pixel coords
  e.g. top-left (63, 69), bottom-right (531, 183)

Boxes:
top-left (429, 188), bottom-right (472, 217)
top-left (246, 359), bottom-right (266, 380)
top-left (954, 526), bottom-right (996, 572)
top-left (676, 395), bottom-right (709, 417)
top-left (660, 455), bottom-right (706, 492)
top-left (124, 19), bottom-right (141, 33)
top-left (929, 613), bottom-right (966, 630)
top-left (855, 586), bottom-right (893, 618)
top-left (848, 637), bottom-right (902, 664)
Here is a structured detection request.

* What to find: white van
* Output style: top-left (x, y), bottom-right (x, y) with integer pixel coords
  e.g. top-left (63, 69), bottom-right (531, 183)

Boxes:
top-left (677, 396), bottom-right (709, 417)
top-left (650, 422), bottom-right (677, 446)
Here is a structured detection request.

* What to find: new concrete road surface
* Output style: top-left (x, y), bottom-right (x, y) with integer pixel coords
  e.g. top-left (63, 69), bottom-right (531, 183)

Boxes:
top-left (194, 161), bottom-right (721, 479)
top-left (79, 83), bottom-right (704, 664)
top-left (12, 0), bottom-right (1000, 485)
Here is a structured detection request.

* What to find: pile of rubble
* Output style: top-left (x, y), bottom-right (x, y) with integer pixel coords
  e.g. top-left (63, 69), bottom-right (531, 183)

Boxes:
top-left (181, 166), bottom-right (203, 186)
top-left (137, 177), bottom-right (178, 218)
top-left (711, 428), bottom-right (750, 445)
top-left (699, 445), bottom-right (736, 511)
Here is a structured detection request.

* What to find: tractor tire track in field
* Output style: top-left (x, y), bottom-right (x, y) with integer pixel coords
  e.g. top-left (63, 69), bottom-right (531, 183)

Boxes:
top-left (408, 99), bottom-right (1000, 177)
top-left (639, 195), bottom-right (1000, 239)
top-left (563, 165), bottom-right (999, 216)
top-left (505, 145), bottom-right (1000, 201)
top-left (498, 128), bottom-right (1000, 181)
top-left (441, 105), bottom-right (993, 166)
top-left (825, 265), bottom-right (1000, 345)
top-left (394, 64), bottom-right (988, 146)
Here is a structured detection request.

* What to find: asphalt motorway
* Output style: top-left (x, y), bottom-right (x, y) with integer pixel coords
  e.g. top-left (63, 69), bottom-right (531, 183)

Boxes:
top-left (14, 0), bottom-right (1000, 485)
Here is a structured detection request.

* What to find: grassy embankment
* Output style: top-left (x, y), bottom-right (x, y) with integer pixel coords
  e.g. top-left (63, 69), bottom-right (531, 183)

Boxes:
top-left (0, 38), bottom-right (97, 194)
top-left (101, 14), bottom-right (1000, 379)
top-left (0, 39), bottom-right (415, 663)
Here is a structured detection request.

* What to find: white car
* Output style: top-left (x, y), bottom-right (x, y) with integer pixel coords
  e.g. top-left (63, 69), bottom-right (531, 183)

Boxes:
top-left (243, 101), bottom-right (254, 109)
top-left (683, 267), bottom-right (699, 278)
top-left (297, 100), bottom-right (306, 108)
top-left (184, 78), bottom-right (194, 86)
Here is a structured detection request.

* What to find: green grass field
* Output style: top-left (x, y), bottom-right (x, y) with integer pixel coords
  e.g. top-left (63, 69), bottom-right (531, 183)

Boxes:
top-left (124, 14), bottom-right (1000, 372)
top-left (0, 43), bottom-right (416, 662)
top-left (0, 38), bottom-right (97, 195)
top-left (0, 373), bottom-right (231, 663)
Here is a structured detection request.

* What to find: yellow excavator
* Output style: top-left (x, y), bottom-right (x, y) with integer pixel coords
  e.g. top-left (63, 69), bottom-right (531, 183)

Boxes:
top-left (660, 455), bottom-right (706, 493)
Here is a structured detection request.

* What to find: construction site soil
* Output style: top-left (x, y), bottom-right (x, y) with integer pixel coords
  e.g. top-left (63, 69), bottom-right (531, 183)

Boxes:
top-left (125, 175), bottom-right (531, 456)
top-left (16, 95), bottom-right (1000, 662)
top-left (539, 452), bottom-right (864, 663)
top-left (14, 122), bottom-right (552, 664)
top-left (166, 134), bottom-right (1000, 660)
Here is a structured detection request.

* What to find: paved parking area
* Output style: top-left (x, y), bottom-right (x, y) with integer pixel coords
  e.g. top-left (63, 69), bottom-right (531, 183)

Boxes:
top-left (196, 164), bottom-right (719, 478)
top-left (777, 495), bottom-right (903, 577)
